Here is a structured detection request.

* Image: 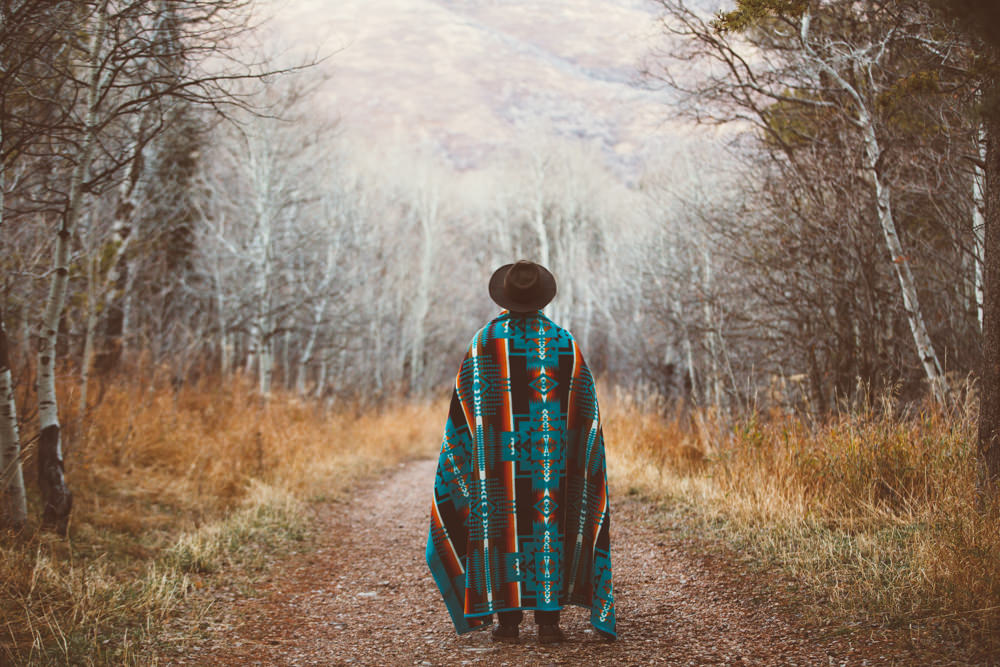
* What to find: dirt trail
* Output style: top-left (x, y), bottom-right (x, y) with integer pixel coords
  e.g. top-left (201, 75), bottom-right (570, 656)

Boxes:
top-left (158, 459), bottom-right (954, 666)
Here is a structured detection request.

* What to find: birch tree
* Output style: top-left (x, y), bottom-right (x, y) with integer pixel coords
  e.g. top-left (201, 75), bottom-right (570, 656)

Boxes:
top-left (35, 2), bottom-right (110, 534)
top-left (0, 303), bottom-right (27, 533)
top-left (917, 0), bottom-right (1000, 494)
top-left (18, 0), bottom-right (301, 532)
top-left (407, 166), bottom-right (442, 396)
top-left (792, 4), bottom-right (947, 401)
top-left (0, 1), bottom-right (77, 531)
top-left (648, 0), bottom-right (982, 404)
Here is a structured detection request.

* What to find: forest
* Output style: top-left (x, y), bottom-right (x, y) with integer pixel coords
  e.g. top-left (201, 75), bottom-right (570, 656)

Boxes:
top-left (2, 0), bottom-right (999, 663)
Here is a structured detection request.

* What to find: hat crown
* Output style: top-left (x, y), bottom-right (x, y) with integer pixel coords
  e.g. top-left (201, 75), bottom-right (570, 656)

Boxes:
top-left (488, 260), bottom-right (556, 312)
top-left (505, 261), bottom-right (540, 298)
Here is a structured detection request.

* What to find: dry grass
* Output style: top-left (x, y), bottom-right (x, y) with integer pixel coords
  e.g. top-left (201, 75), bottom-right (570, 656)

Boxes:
top-left (603, 385), bottom-right (1000, 652)
top-left (1, 368), bottom-right (443, 665)
top-left (7, 366), bottom-right (997, 661)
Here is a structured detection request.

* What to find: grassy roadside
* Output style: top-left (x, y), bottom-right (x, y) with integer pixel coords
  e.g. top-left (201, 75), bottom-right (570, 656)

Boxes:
top-left (1, 370), bottom-right (442, 665)
top-left (7, 370), bottom-right (996, 662)
top-left (603, 387), bottom-right (1000, 659)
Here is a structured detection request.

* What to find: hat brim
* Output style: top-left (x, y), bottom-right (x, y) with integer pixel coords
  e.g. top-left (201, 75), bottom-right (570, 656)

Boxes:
top-left (489, 263), bottom-right (557, 312)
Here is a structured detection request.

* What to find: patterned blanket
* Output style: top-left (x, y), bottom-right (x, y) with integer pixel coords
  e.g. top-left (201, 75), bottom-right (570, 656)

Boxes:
top-left (426, 310), bottom-right (616, 637)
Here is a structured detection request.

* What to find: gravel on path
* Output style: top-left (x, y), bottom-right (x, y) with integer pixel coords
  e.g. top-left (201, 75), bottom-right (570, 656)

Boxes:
top-left (159, 458), bottom-right (968, 666)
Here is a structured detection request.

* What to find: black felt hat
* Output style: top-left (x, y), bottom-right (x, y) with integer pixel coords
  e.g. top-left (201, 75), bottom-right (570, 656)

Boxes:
top-left (489, 260), bottom-right (557, 312)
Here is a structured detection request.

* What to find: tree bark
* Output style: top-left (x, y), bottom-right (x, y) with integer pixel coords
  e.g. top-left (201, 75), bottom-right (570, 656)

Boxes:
top-left (797, 10), bottom-right (947, 402)
top-left (863, 122), bottom-right (946, 402)
top-left (314, 357), bottom-right (327, 399)
top-left (259, 338), bottom-right (273, 395)
top-left (409, 190), bottom-right (437, 397)
top-left (79, 253), bottom-right (99, 414)
top-left (0, 313), bottom-right (27, 530)
top-left (97, 203), bottom-right (134, 375)
top-left (974, 122), bottom-right (987, 331)
top-left (0, 122), bottom-right (28, 530)
top-left (36, 2), bottom-right (108, 534)
top-left (978, 94), bottom-right (1000, 496)
top-left (296, 298), bottom-right (327, 396)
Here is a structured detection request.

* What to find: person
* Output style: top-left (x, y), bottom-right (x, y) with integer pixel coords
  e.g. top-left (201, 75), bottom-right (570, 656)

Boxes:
top-left (425, 260), bottom-right (617, 644)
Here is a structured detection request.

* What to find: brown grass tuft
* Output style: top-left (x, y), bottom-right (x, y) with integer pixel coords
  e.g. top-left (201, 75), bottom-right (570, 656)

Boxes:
top-left (603, 385), bottom-right (1000, 654)
top-left (2, 370), bottom-right (442, 665)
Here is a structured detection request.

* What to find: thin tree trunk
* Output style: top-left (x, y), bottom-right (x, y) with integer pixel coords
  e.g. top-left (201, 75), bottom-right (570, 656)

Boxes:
top-left (38, 197), bottom-right (77, 535)
top-left (281, 330), bottom-right (291, 389)
top-left (862, 123), bottom-right (946, 402)
top-left (259, 337), bottom-right (273, 395)
top-left (683, 334), bottom-right (697, 403)
top-left (799, 10), bottom-right (946, 403)
top-left (409, 199), bottom-right (436, 396)
top-left (245, 336), bottom-right (257, 375)
top-left (0, 123), bottom-right (28, 530)
top-left (702, 250), bottom-right (723, 408)
top-left (120, 264), bottom-right (134, 362)
top-left (98, 220), bottom-right (132, 374)
top-left (371, 314), bottom-right (383, 397)
top-left (37, 2), bottom-right (108, 534)
top-left (98, 121), bottom-right (146, 375)
top-left (974, 122), bottom-right (987, 332)
top-left (79, 256), bottom-right (99, 414)
top-left (1, 300), bottom-right (27, 530)
top-left (220, 332), bottom-right (232, 377)
top-left (295, 350), bottom-right (309, 395)
top-left (296, 299), bottom-right (327, 395)
top-left (532, 160), bottom-right (551, 271)
top-left (214, 261), bottom-right (230, 376)
top-left (977, 96), bottom-right (1000, 496)
top-left (313, 357), bottom-right (327, 399)
top-left (254, 208), bottom-right (272, 397)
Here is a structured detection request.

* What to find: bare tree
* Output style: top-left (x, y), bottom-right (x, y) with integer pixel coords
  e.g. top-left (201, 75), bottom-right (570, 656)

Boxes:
top-left (2, 0), bottom-right (303, 533)
top-left (646, 0), bottom-right (984, 407)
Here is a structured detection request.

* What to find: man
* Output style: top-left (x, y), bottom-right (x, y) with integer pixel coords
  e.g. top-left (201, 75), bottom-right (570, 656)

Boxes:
top-left (426, 260), bottom-right (617, 644)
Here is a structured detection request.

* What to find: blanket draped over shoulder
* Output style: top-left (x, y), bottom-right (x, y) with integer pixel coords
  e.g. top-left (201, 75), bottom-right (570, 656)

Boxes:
top-left (426, 310), bottom-right (616, 637)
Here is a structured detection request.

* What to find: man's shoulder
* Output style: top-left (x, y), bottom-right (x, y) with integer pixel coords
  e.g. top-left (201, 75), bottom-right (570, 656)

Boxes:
top-left (474, 312), bottom-right (578, 344)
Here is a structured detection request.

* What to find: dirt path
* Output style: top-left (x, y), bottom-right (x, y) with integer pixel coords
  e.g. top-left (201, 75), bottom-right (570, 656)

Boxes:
top-left (158, 459), bottom-right (959, 666)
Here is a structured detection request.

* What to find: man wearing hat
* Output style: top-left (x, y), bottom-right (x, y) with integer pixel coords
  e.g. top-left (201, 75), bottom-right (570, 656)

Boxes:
top-left (426, 260), bottom-right (617, 645)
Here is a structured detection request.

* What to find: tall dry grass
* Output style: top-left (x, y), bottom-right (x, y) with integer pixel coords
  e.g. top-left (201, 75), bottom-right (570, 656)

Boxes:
top-left (603, 386), bottom-right (1000, 650)
top-left (7, 367), bottom-right (996, 660)
top-left (1, 368), bottom-right (443, 665)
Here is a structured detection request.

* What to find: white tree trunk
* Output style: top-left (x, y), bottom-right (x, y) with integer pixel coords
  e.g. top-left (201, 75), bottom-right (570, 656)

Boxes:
top-left (78, 208), bottom-right (103, 414)
top-left (409, 185), bottom-right (438, 395)
top-left (259, 337), bottom-right (273, 395)
top-left (862, 122), bottom-right (946, 401)
top-left (120, 265), bottom-right (134, 360)
top-left (248, 128), bottom-right (275, 397)
top-left (296, 299), bottom-right (327, 395)
top-left (295, 351), bottom-right (310, 395)
top-left (314, 357), bottom-right (327, 399)
top-left (79, 266), bottom-right (99, 414)
top-left (296, 244), bottom-right (334, 395)
top-left (799, 10), bottom-right (946, 403)
top-left (245, 333), bottom-right (257, 375)
top-left (531, 157), bottom-right (551, 270)
top-left (371, 314), bottom-right (383, 396)
top-left (684, 334), bottom-right (697, 403)
top-left (0, 124), bottom-right (26, 530)
top-left (975, 122), bottom-right (987, 332)
top-left (701, 251), bottom-right (723, 408)
top-left (37, 3), bottom-right (108, 532)
top-left (213, 258), bottom-right (230, 376)
top-left (0, 183), bottom-right (27, 529)
top-left (220, 333), bottom-right (232, 377)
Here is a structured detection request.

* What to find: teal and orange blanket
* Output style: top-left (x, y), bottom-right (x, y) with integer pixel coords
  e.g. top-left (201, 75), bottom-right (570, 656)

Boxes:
top-left (426, 310), bottom-right (616, 637)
